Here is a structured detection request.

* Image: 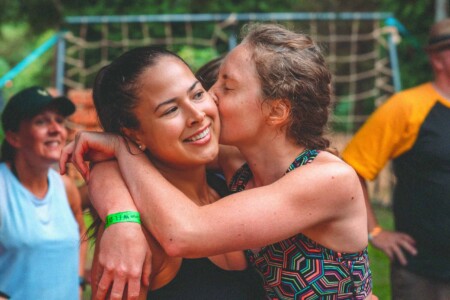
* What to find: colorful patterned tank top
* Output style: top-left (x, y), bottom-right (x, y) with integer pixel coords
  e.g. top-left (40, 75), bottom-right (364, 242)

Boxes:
top-left (228, 149), bottom-right (372, 299)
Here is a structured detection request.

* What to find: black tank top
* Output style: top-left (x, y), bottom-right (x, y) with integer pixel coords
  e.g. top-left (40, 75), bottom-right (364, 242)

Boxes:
top-left (147, 172), bottom-right (264, 299)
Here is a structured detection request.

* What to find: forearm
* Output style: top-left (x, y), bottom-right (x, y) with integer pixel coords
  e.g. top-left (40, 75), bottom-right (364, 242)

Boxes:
top-left (89, 160), bottom-right (138, 220)
top-left (114, 141), bottom-right (199, 255)
top-left (358, 175), bottom-right (379, 231)
top-left (89, 163), bottom-right (154, 299)
top-left (79, 234), bottom-right (88, 278)
top-left (76, 208), bottom-right (88, 281)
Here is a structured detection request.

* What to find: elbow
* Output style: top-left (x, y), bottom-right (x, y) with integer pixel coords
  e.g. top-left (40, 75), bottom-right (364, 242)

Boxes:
top-left (162, 241), bottom-right (187, 257)
top-left (159, 235), bottom-right (194, 257)
top-left (155, 223), bottom-right (196, 257)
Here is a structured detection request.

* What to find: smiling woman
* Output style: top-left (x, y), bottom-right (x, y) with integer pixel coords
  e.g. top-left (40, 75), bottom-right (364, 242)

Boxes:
top-left (76, 47), bottom-right (263, 299)
top-left (123, 55), bottom-right (220, 169)
top-left (0, 86), bottom-right (87, 300)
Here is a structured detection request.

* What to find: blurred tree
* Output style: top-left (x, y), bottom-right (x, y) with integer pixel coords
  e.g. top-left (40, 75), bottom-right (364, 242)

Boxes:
top-left (379, 0), bottom-right (436, 88)
top-left (0, 0), bottom-right (444, 91)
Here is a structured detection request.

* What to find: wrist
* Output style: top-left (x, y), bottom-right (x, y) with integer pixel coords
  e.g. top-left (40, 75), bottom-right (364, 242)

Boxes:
top-left (105, 211), bottom-right (141, 228)
top-left (368, 226), bottom-right (383, 242)
top-left (102, 205), bottom-right (138, 221)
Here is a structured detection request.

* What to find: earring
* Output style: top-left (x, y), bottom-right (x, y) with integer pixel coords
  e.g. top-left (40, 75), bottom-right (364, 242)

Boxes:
top-left (138, 144), bottom-right (143, 150)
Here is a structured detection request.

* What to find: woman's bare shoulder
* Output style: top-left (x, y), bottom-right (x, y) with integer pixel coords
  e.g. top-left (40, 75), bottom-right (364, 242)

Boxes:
top-left (283, 150), bottom-right (362, 202)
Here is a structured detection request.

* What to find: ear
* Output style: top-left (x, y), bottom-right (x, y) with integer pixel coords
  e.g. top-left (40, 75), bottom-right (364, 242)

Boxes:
top-left (266, 99), bottom-right (291, 126)
top-left (429, 52), bottom-right (443, 72)
top-left (122, 128), bottom-right (146, 151)
top-left (5, 130), bottom-right (21, 149)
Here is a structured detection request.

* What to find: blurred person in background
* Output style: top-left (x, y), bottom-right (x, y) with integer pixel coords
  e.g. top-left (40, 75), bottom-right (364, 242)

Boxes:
top-left (0, 86), bottom-right (87, 299)
top-left (342, 18), bottom-right (450, 300)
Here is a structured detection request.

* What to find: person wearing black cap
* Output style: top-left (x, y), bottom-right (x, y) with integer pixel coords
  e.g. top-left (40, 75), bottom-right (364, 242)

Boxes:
top-left (0, 86), bottom-right (87, 299)
top-left (342, 18), bottom-right (450, 299)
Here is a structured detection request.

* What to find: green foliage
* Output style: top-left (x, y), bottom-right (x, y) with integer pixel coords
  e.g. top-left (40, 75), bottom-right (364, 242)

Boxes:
top-left (379, 0), bottom-right (435, 89)
top-left (0, 58), bottom-right (9, 77)
top-left (177, 46), bottom-right (219, 72)
top-left (0, 124), bottom-right (3, 143)
top-left (0, 25), bottom-right (56, 99)
top-left (0, 0), bottom-right (444, 115)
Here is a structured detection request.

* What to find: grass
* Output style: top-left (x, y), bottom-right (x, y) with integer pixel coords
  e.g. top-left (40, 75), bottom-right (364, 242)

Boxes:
top-left (368, 204), bottom-right (394, 300)
top-left (82, 205), bottom-right (394, 299)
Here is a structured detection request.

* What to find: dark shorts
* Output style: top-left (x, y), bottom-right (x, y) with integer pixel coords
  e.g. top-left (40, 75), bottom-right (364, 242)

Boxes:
top-left (391, 264), bottom-right (450, 300)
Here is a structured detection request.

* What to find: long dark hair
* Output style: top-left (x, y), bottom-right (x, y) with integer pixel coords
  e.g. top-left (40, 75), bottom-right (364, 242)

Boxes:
top-left (87, 46), bottom-right (189, 240)
top-left (93, 46), bottom-right (187, 134)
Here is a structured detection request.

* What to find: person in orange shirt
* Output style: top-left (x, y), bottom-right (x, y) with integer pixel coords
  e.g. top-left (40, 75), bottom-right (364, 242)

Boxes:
top-left (342, 18), bottom-right (450, 300)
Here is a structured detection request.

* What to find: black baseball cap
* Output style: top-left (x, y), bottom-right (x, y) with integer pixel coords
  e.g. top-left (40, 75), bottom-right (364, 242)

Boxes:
top-left (1, 86), bottom-right (76, 131)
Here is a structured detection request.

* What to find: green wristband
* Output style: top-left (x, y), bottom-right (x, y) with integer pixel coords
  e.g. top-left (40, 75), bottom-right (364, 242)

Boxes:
top-left (105, 211), bottom-right (141, 228)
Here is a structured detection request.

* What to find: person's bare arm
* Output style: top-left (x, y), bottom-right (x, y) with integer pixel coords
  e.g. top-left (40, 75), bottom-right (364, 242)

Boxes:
top-left (109, 140), bottom-right (361, 257)
top-left (91, 225), bottom-right (150, 300)
top-left (77, 183), bottom-right (91, 211)
top-left (358, 174), bottom-right (417, 265)
top-left (62, 175), bottom-right (88, 299)
top-left (88, 161), bottom-right (151, 300)
top-left (62, 132), bottom-right (362, 257)
top-left (87, 158), bottom-right (249, 299)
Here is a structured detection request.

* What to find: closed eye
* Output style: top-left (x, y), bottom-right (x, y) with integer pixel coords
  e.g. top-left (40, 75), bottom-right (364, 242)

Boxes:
top-left (162, 106), bottom-right (178, 116)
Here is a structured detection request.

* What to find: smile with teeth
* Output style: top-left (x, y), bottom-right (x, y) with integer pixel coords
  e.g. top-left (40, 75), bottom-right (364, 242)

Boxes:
top-left (45, 141), bottom-right (61, 147)
top-left (185, 127), bottom-right (210, 142)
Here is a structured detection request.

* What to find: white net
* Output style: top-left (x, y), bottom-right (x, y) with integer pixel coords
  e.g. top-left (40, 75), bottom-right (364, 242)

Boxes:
top-left (60, 13), bottom-right (399, 204)
top-left (61, 13), bottom-right (399, 134)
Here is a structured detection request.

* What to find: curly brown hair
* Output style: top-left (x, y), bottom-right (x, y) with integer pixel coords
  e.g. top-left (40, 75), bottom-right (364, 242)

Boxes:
top-left (241, 23), bottom-right (332, 150)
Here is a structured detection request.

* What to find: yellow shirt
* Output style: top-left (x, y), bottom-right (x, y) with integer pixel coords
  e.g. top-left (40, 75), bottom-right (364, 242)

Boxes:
top-left (342, 82), bottom-right (450, 180)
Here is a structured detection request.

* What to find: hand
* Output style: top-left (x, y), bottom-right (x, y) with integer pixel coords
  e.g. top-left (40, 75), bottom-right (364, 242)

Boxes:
top-left (95, 223), bottom-right (152, 300)
top-left (60, 131), bottom-right (123, 181)
top-left (370, 229), bottom-right (417, 265)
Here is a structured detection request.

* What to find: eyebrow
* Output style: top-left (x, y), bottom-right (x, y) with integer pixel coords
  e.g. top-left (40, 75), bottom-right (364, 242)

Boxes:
top-left (154, 81), bottom-right (200, 112)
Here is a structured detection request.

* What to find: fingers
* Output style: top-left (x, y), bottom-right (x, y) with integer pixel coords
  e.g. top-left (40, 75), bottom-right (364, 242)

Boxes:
top-left (108, 275), bottom-right (126, 300)
top-left (396, 233), bottom-right (417, 255)
top-left (95, 269), bottom-right (113, 300)
top-left (127, 277), bottom-right (141, 300)
top-left (59, 141), bottom-right (75, 175)
top-left (372, 230), bottom-right (418, 266)
top-left (391, 244), bottom-right (408, 266)
top-left (393, 233), bottom-right (417, 265)
top-left (141, 250), bottom-right (152, 287)
top-left (96, 269), bottom-right (140, 300)
top-left (60, 133), bottom-right (90, 180)
top-left (71, 134), bottom-right (90, 181)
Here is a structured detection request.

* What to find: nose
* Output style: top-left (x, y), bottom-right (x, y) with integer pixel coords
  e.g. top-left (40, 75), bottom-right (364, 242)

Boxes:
top-left (186, 103), bottom-right (206, 127)
top-left (48, 119), bottom-right (65, 134)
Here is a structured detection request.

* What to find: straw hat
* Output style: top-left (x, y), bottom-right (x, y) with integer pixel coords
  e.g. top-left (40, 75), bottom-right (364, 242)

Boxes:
top-left (425, 18), bottom-right (450, 52)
